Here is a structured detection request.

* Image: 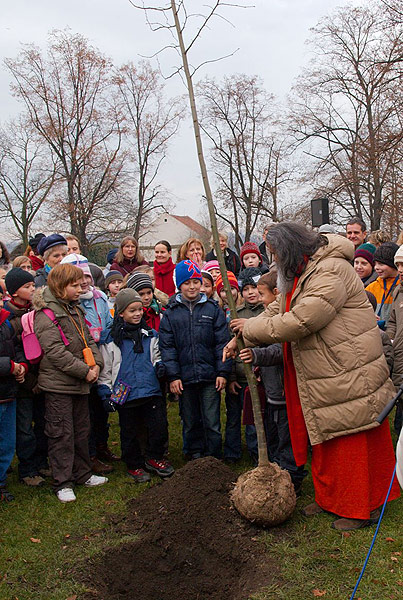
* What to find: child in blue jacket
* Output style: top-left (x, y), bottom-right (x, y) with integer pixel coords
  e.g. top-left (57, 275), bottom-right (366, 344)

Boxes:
top-left (98, 288), bottom-right (174, 483)
top-left (159, 259), bottom-right (231, 459)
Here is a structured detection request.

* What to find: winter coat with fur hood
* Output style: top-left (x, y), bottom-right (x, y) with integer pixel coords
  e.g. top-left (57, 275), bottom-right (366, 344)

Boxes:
top-left (33, 287), bottom-right (103, 395)
top-left (242, 234), bottom-right (395, 446)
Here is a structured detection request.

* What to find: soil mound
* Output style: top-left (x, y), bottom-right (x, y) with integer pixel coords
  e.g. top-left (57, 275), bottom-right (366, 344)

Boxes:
top-left (84, 457), bottom-right (280, 600)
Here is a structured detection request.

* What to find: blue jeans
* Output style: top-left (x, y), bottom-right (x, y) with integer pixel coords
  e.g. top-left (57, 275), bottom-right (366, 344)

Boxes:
top-left (180, 382), bottom-right (222, 458)
top-left (16, 395), bottom-right (48, 478)
top-left (224, 390), bottom-right (243, 460)
top-left (264, 404), bottom-right (306, 486)
top-left (0, 401), bottom-right (16, 485)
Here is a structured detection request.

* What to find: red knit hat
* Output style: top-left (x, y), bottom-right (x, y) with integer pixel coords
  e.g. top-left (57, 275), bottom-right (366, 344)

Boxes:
top-left (240, 242), bottom-right (262, 262)
top-left (216, 271), bottom-right (239, 295)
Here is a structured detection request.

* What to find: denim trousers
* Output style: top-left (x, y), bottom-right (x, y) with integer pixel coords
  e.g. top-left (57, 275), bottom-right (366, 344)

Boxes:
top-left (180, 382), bottom-right (222, 458)
top-left (264, 404), bottom-right (306, 485)
top-left (16, 394), bottom-right (48, 478)
top-left (0, 400), bottom-right (16, 485)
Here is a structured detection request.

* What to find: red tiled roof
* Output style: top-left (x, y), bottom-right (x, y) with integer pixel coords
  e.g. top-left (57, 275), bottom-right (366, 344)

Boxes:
top-left (171, 215), bottom-right (210, 237)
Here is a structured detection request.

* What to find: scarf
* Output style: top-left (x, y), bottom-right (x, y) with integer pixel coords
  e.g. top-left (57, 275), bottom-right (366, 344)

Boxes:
top-left (154, 258), bottom-right (176, 296)
top-left (143, 299), bottom-right (162, 331)
top-left (110, 316), bottom-right (150, 352)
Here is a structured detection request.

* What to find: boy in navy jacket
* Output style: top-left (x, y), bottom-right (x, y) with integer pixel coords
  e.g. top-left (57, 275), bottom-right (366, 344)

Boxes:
top-left (159, 260), bottom-right (231, 459)
top-left (98, 288), bottom-right (174, 483)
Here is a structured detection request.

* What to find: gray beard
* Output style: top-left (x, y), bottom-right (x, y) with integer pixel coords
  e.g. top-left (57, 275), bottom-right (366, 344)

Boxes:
top-left (276, 267), bottom-right (294, 295)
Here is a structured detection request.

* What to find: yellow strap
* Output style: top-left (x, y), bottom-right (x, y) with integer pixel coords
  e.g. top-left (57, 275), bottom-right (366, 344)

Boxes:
top-left (61, 306), bottom-right (89, 348)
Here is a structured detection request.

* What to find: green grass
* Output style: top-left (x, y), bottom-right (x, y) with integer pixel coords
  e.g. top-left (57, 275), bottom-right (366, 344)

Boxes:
top-left (0, 405), bottom-right (402, 600)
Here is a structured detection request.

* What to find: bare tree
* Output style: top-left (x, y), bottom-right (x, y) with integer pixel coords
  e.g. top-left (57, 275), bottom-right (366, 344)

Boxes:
top-left (289, 4), bottom-right (403, 229)
top-left (199, 75), bottom-right (290, 249)
top-left (114, 60), bottom-right (183, 239)
top-left (132, 0), bottom-right (269, 467)
top-left (0, 116), bottom-right (56, 246)
top-left (5, 30), bottom-right (124, 253)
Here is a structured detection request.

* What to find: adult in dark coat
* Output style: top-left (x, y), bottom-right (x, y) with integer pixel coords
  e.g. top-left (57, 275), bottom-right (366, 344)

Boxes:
top-left (205, 232), bottom-right (241, 276)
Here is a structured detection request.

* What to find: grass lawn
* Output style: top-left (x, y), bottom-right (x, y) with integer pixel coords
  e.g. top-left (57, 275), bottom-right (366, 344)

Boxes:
top-left (0, 403), bottom-right (402, 600)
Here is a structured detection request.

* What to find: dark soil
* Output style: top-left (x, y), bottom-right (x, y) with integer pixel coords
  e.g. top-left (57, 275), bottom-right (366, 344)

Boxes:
top-left (83, 457), bottom-right (281, 600)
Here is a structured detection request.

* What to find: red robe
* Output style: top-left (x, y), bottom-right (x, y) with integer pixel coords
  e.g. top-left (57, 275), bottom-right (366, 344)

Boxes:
top-left (283, 277), bottom-right (400, 519)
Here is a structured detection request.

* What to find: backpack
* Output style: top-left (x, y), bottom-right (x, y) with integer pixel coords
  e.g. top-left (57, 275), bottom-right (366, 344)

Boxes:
top-left (21, 309), bottom-right (69, 364)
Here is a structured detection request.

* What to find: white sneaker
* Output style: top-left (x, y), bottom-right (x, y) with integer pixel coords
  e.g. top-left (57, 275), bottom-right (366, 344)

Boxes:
top-left (84, 475), bottom-right (108, 487)
top-left (56, 487), bottom-right (76, 503)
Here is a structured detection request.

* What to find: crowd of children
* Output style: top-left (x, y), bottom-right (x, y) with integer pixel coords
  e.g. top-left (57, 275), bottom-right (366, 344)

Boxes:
top-left (0, 228), bottom-right (402, 510)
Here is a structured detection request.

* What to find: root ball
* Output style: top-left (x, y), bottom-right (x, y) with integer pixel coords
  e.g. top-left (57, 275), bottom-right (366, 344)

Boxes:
top-left (231, 463), bottom-right (296, 527)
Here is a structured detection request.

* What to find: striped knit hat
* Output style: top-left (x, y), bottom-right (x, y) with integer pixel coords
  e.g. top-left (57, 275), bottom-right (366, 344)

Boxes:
top-left (215, 271), bottom-right (239, 295)
top-left (61, 253), bottom-right (92, 278)
top-left (354, 243), bottom-right (376, 267)
top-left (126, 272), bottom-right (153, 292)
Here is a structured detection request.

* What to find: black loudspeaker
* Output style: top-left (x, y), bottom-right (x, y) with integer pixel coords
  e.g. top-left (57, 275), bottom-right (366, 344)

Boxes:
top-left (311, 198), bottom-right (329, 227)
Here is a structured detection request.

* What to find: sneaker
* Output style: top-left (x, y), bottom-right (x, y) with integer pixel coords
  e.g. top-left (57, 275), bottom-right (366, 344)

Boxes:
top-left (84, 475), bottom-right (108, 487)
top-left (20, 475), bottom-right (46, 487)
top-left (56, 488), bottom-right (76, 503)
top-left (0, 486), bottom-right (15, 502)
top-left (145, 458), bottom-right (175, 478)
top-left (96, 444), bottom-right (120, 462)
top-left (127, 468), bottom-right (151, 483)
top-left (90, 457), bottom-right (114, 474)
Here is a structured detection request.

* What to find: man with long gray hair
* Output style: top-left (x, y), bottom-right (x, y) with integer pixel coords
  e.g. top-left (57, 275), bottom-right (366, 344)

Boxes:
top-left (225, 221), bottom-right (400, 530)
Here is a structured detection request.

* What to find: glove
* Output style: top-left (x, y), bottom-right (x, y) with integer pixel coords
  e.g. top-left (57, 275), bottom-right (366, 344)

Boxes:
top-left (102, 395), bottom-right (116, 413)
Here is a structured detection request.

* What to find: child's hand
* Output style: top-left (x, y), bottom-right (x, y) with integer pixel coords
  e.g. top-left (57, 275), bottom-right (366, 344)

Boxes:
top-left (13, 363), bottom-right (26, 383)
top-left (222, 337), bottom-right (238, 361)
top-left (85, 366), bottom-right (99, 384)
top-left (216, 376), bottom-right (226, 391)
top-left (229, 381), bottom-right (242, 395)
top-left (170, 379), bottom-right (183, 395)
top-left (239, 348), bottom-right (253, 363)
top-left (230, 318), bottom-right (247, 334)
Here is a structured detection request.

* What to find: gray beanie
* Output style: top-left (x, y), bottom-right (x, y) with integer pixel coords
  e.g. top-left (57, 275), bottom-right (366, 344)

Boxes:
top-left (115, 288), bottom-right (142, 314)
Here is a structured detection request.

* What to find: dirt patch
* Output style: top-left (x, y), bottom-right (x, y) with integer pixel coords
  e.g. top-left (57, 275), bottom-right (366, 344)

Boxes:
top-left (83, 457), bottom-right (281, 600)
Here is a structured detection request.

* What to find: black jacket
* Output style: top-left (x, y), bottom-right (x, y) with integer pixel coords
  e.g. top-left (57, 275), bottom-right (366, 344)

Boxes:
top-left (205, 248), bottom-right (241, 276)
top-left (251, 344), bottom-right (285, 406)
top-left (0, 309), bottom-right (26, 402)
top-left (34, 267), bottom-right (48, 288)
top-left (159, 294), bottom-right (231, 385)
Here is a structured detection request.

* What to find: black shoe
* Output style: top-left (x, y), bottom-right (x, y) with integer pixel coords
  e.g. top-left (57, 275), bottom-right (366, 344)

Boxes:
top-left (96, 445), bottom-right (120, 462)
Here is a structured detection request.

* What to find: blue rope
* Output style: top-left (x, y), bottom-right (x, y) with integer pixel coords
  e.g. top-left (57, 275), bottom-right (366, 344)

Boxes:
top-left (349, 463), bottom-right (397, 600)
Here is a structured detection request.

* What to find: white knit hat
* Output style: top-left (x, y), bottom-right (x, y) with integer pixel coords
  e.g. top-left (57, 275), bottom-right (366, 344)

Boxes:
top-left (394, 244), bottom-right (403, 266)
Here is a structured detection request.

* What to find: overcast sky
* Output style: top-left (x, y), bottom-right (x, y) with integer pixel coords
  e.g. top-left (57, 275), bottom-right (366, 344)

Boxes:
top-left (1, 0), bottom-right (364, 221)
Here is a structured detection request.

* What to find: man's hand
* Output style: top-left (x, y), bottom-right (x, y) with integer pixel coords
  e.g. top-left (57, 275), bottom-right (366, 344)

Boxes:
top-left (230, 318), bottom-right (247, 334)
top-left (239, 348), bottom-right (253, 363)
top-left (222, 337), bottom-right (238, 361)
top-left (170, 379), bottom-right (183, 395)
top-left (216, 376), bottom-right (227, 392)
top-left (228, 381), bottom-right (242, 395)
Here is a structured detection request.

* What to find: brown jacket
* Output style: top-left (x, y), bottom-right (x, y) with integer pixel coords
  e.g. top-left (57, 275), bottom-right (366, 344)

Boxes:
top-left (386, 285), bottom-right (403, 387)
top-left (33, 287), bottom-right (103, 395)
top-left (242, 234), bottom-right (395, 446)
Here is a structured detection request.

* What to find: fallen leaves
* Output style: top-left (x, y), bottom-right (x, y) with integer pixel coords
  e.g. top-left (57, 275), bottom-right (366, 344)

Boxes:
top-left (385, 537), bottom-right (396, 542)
top-left (29, 538), bottom-right (41, 544)
top-left (313, 590), bottom-right (327, 597)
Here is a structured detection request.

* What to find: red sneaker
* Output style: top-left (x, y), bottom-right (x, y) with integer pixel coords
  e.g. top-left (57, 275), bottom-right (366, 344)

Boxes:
top-left (127, 468), bottom-right (151, 483)
top-left (145, 458), bottom-right (175, 478)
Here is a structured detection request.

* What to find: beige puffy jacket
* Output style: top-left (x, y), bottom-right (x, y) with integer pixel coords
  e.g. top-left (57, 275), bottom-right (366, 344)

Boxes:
top-left (243, 234), bottom-right (395, 445)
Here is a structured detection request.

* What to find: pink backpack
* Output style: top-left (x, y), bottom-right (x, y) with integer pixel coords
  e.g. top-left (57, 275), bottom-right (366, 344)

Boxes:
top-left (21, 309), bottom-right (69, 364)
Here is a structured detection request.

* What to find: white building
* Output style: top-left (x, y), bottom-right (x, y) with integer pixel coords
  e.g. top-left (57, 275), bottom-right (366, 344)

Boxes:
top-left (140, 212), bottom-right (211, 261)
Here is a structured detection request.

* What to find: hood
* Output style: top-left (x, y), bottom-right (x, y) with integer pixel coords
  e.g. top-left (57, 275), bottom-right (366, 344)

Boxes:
top-left (313, 234), bottom-right (354, 263)
top-left (32, 286), bottom-right (84, 317)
